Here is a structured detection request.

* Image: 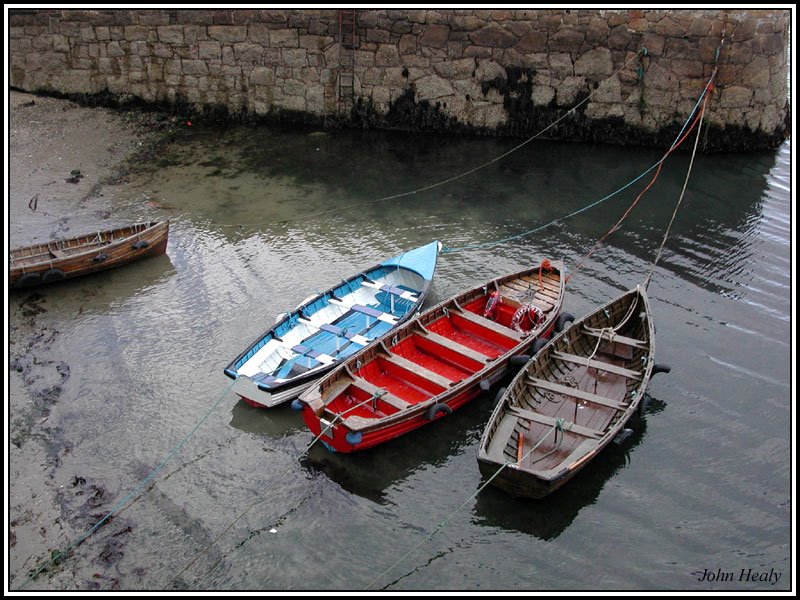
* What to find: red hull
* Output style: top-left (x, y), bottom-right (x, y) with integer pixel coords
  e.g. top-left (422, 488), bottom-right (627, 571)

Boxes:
top-left (298, 262), bottom-right (566, 453)
top-left (301, 385), bottom-right (483, 453)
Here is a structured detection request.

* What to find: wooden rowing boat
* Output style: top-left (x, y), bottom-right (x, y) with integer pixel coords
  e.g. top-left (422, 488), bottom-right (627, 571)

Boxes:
top-left (477, 285), bottom-right (670, 499)
top-left (9, 220), bottom-right (170, 289)
top-left (296, 260), bottom-right (569, 453)
top-left (224, 241), bottom-right (442, 408)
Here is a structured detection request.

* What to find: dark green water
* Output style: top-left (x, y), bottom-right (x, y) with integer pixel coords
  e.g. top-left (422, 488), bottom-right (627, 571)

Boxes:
top-left (10, 125), bottom-right (792, 591)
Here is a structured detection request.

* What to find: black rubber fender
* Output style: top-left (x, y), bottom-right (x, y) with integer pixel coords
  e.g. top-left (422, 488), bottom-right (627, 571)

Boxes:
top-left (132, 239), bottom-right (150, 249)
top-left (42, 268), bottom-right (66, 282)
top-left (613, 428), bottom-right (634, 445)
top-left (494, 386), bottom-right (507, 407)
top-left (638, 394), bottom-right (651, 418)
top-left (16, 272), bottom-right (42, 287)
top-left (509, 354), bottom-right (530, 370)
top-left (532, 337), bottom-right (549, 354)
top-left (426, 402), bottom-right (452, 421)
top-left (555, 312), bottom-right (575, 333)
top-left (652, 364), bottom-right (672, 376)
top-left (92, 252), bottom-right (108, 262)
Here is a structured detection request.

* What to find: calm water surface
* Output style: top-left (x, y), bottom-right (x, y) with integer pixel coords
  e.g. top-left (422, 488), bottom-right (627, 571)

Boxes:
top-left (10, 125), bottom-right (792, 591)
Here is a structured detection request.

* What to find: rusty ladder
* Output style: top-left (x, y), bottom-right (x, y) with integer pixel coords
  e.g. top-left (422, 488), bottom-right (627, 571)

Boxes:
top-left (338, 9), bottom-right (357, 112)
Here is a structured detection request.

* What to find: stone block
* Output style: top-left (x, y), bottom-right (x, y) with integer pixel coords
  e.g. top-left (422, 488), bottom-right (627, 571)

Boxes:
top-left (282, 48), bottom-right (308, 67)
top-left (182, 59), bottom-right (208, 76)
top-left (270, 28), bottom-right (299, 47)
top-left (208, 25), bottom-right (247, 43)
top-left (420, 23), bottom-right (450, 48)
top-left (548, 53), bottom-right (574, 78)
top-left (592, 74), bottom-right (622, 102)
top-left (433, 56), bottom-right (474, 78)
top-left (124, 25), bottom-right (147, 41)
top-left (414, 74), bottom-right (454, 99)
top-left (556, 75), bottom-right (586, 105)
top-left (376, 44), bottom-right (400, 66)
top-left (234, 42), bottom-right (263, 63)
top-left (574, 47), bottom-right (613, 76)
top-left (515, 29), bottom-right (547, 53)
top-left (247, 23), bottom-right (269, 44)
top-left (198, 40), bottom-right (221, 60)
top-left (470, 23), bottom-right (517, 48)
top-left (532, 84), bottom-right (555, 105)
top-left (719, 85), bottom-right (753, 108)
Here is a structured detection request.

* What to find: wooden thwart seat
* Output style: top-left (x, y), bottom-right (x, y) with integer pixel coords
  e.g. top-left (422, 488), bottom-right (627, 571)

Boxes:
top-left (526, 377), bottom-right (629, 411)
top-left (551, 350), bottom-right (643, 380)
top-left (351, 378), bottom-right (410, 411)
top-left (380, 352), bottom-right (453, 389)
top-left (350, 304), bottom-right (398, 325)
top-left (361, 279), bottom-right (419, 301)
top-left (418, 330), bottom-right (491, 364)
top-left (508, 406), bottom-right (604, 439)
top-left (583, 328), bottom-right (648, 350)
top-left (451, 306), bottom-right (523, 341)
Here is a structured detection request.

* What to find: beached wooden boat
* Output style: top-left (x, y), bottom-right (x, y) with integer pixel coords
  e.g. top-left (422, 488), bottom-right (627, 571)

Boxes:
top-left (10, 220), bottom-right (169, 289)
top-left (477, 285), bottom-right (670, 499)
top-left (296, 260), bottom-right (569, 452)
top-left (224, 241), bottom-right (442, 408)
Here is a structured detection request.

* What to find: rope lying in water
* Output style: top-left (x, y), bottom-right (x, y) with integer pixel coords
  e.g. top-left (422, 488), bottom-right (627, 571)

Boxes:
top-left (17, 378), bottom-right (238, 589)
top-left (644, 72), bottom-right (715, 289)
top-left (171, 390), bottom-right (384, 587)
top-left (440, 70), bottom-right (714, 256)
top-left (214, 49), bottom-right (648, 230)
top-left (365, 419), bottom-right (564, 590)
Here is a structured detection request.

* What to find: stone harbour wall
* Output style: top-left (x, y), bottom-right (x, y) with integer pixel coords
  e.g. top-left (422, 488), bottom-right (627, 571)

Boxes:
top-left (9, 8), bottom-right (790, 150)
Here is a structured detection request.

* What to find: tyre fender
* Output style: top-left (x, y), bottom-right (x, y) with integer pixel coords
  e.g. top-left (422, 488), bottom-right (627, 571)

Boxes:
top-left (425, 402), bottom-right (452, 421)
top-left (509, 354), bottom-right (530, 370)
top-left (42, 268), bottom-right (66, 282)
top-left (16, 272), bottom-right (42, 287)
top-left (555, 312), bottom-right (575, 333)
top-left (532, 338), bottom-right (549, 354)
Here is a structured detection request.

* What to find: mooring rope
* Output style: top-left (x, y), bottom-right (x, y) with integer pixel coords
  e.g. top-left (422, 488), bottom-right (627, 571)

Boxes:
top-left (644, 71), bottom-right (714, 289)
top-left (363, 64), bottom-right (721, 591)
top-left (171, 391), bottom-right (384, 587)
top-left (365, 419), bottom-right (564, 590)
top-left (213, 49), bottom-right (648, 230)
top-left (440, 69), bottom-right (713, 256)
top-left (17, 378), bottom-right (237, 589)
top-left (564, 104), bottom-right (707, 285)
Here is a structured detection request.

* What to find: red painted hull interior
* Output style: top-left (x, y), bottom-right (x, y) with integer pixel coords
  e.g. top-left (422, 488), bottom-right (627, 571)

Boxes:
top-left (392, 334), bottom-right (481, 381)
top-left (300, 263), bottom-right (565, 453)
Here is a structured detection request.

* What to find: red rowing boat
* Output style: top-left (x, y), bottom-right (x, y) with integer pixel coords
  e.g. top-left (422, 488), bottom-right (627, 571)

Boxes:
top-left (295, 260), bottom-right (570, 453)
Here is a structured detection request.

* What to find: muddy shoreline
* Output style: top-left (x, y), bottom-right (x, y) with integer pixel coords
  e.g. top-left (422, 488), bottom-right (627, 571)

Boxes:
top-left (7, 90), bottom-right (179, 590)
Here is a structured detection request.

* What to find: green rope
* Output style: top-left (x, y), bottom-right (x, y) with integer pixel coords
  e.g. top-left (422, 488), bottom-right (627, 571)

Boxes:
top-left (172, 390), bottom-right (383, 587)
top-left (441, 66), bottom-right (715, 256)
top-left (17, 377), bottom-right (237, 589)
top-left (366, 419), bottom-right (562, 590)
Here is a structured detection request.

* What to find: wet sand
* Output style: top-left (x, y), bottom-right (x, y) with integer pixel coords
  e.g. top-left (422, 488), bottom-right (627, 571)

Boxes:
top-left (7, 90), bottom-right (174, 590)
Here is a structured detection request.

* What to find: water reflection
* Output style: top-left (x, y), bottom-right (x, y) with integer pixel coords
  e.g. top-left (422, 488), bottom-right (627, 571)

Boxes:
top-left (229, 399), bottom-right (306, 438)
top-left (139, 124), bottom-right (778, 309)
top-left (473, 407), bottom-right (655, 541)
top-left (8, 252), bottom-right (175, 314)
top-left (300, 394), bottom-right (495, 503)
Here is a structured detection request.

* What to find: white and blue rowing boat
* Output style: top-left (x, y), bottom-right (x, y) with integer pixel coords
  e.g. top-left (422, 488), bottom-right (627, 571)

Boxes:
top-left (224, 240), bottom-right (442, 408)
